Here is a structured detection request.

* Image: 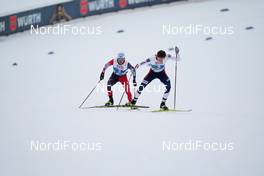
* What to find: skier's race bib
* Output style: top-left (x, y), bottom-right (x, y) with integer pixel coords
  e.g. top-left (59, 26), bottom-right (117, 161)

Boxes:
top-left (150, 63), bottom-right (165, 72)
top-left (113, 59), bottom-right (128, 76)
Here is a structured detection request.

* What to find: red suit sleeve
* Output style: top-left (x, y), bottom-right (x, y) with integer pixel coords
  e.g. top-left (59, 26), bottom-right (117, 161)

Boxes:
top-left (107, 59), bottom-right (114, 65)
top-left (102, 59), bottom-right (114, 72)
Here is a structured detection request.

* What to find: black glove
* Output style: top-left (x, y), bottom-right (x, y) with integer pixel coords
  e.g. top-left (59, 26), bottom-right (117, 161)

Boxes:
top-left (100, 72), bottom-right (104, 80)
top-left (175, 46), bottom-right (180, 55)
top-left (133, 78), bottom-right (137, 87)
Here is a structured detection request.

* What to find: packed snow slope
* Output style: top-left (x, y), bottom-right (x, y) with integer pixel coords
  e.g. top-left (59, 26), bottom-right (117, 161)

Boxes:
top-left (0, 0), bottom-right (264, 175)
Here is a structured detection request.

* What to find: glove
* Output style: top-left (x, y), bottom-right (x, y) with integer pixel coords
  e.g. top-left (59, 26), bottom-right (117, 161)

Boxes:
top-left (133, 78), bottom-right (137, 87)
top-left (135, 64), bottom-right (140, 69)
top-left (100, 72), bottom-right (104, 80)
top-left (175, 46), bottom-right (180, 55)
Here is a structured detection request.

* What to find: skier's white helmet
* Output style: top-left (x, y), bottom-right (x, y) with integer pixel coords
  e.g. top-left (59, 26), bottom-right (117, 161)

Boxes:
top-left (117, 52), bottom-right (125, 64)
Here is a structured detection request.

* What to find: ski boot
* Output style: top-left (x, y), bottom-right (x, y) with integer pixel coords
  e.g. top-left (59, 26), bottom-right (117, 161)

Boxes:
top-left (124, 102), bottom-right (132, 107)
top-left (105, 96), bottom-right (114, 106)
top-left (130, 99), bottom-right (138, 109)
top-left (160, 102), bottom-right (169, 111)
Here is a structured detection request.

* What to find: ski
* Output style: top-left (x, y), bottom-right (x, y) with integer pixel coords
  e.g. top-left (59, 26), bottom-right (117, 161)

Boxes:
top-left (151, 109), bottom-right (192, 113)
top-left (82, 105), bottom-right (149, 109)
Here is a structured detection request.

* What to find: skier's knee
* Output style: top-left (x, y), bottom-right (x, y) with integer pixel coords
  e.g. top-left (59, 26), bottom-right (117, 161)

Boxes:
top-left (107, 85), bottom-right (111, 91)
top-left (138, 83), bottom-right (146, 93)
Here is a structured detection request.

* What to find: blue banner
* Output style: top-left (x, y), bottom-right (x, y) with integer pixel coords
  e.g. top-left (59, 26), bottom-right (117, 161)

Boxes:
top-left (0, 0), bottom-right (183, 36)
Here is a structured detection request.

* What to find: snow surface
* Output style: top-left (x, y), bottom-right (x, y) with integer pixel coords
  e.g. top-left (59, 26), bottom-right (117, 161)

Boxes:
top-left (0, 0), bottom-right (264, 175)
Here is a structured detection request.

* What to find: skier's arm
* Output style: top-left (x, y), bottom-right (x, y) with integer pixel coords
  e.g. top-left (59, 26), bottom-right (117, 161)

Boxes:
top-left (167, 53), bottom-right (180, 62)
top-left (135, 58), bottom-right (151, 69)
top-left (128, 63), bottom-right (137, 86)
top-left (167, 46), bottom-right (181, 62)
top-left (100, 59), bottom-right (114, 80)
top-left (128, 63), bottom-right (136, 78)
top-left (102, 59), bottom-right (114, 72)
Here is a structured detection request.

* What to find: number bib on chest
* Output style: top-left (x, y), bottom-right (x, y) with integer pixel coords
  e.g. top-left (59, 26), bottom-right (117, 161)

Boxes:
top-left (113, 59), bottom-right (129, 76)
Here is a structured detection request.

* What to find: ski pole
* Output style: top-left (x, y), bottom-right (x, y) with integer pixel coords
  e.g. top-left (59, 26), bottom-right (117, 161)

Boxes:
top-left (79, 80), bottom-right (101, 108)
top-left (173, 47), bottom-right (178, 110)
top-left (116, 73), bottom-right (133, 110)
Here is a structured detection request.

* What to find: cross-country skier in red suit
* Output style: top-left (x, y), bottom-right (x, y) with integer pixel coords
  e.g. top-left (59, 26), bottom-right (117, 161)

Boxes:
top-left (100, 53), bottom-right (137, 106)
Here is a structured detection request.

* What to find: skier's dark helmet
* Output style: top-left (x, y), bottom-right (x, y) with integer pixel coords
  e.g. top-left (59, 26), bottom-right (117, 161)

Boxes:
top-left (157, 50), bottom-right (166, 58)
top-left (117, 52), bottom-right (125, 65)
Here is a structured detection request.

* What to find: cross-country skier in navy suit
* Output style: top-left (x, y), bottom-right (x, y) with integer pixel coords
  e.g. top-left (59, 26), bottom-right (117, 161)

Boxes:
top-left (131, 47), bottom-right (180, 110)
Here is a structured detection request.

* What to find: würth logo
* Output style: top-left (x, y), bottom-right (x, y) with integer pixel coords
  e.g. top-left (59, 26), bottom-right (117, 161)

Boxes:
top-left (9, 15), bottom-right (17, 31)
top-left (80, 0), bottom-right (88, 15)
top-left (119, 0), bottom-right (127, 8)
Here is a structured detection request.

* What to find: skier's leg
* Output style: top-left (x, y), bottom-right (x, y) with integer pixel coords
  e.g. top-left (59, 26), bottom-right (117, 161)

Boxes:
top-left (106, 73), bottom-right (118, 105)
top-left (158, 71), bottom-right (171, 109)
top-left (132, 70), bottom-right (155, 104)
top-left (119, 75), bottom-right (132, 102)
